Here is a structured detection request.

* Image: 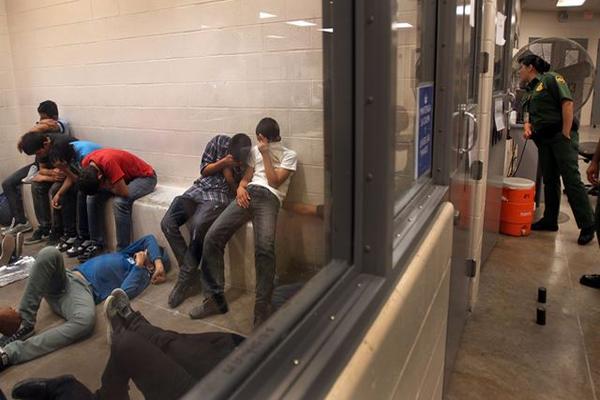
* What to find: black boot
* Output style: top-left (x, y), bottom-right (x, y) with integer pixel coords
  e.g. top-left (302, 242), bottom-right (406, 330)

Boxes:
top-left (168, 278), bottom-right (196, 308)
top-left (578, 226), bottom-right (595, 245)
top-left (189, 295), bottom-right (228, 320)
top-left (531, 218), bottom-right (559, 231)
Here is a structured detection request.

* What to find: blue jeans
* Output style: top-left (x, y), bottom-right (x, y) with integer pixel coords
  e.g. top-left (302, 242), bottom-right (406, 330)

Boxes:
top-left (1, 164), bottom-right (32, 224)
top-left (87, 174), bottom-right (157, 250)
top-left (201, 186), bottom-right (279, 307)
top-left (160, 196), bottom-right (227, 283)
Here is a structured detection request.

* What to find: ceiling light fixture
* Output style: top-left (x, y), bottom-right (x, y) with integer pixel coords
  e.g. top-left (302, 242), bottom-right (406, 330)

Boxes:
top-left (259, 11), bottom-right (277, 19)
top-left (556, 0), bottom-right (586, 7)
top-left (286, 20), bottom-right (317, 27)
top-left (392, 22), bottom-right (413, 29)
top-left (319, 28), bottom-right (334, 33)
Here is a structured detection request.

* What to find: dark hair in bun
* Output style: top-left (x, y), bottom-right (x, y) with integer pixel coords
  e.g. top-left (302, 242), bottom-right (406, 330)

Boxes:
top-left (518, 53), bottom-right (551, 73)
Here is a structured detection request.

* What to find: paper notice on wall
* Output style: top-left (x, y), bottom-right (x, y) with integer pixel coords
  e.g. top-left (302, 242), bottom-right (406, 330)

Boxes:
top-left (495, 12), bottom-right (506, 46)
top-left (494, 97), bottom-right (506, 131)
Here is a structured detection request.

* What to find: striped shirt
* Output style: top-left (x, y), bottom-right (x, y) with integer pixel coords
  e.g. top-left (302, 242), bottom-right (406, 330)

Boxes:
top-left (182, 135), bottom-right (243, 204)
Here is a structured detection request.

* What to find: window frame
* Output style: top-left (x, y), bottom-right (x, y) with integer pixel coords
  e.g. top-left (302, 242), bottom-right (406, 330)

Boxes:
top-left (182, 0), bottom-right (456, 398)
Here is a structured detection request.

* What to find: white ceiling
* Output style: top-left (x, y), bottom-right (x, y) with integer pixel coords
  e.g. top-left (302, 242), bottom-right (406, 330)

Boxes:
top-left (522, 0), bottom-right (600, 12)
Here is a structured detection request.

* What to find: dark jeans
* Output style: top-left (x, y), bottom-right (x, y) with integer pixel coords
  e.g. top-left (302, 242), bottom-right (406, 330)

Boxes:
top-left (201, 186), bottom-right (279, 308)
top-left (31, 181), bottom-right (55, 232)
top-left (87, 174), bottom-right (157, 250)
top-left (36, 312), bottom-right (243, 400)
top-left (160, 196), bottom-right (227, 283)
top-left (77, 190), bottom-right (90, 239)
top-left (53, 183), bottom-right (78, 238)
top-left (1, 164), bottom-right (32, 224)
top-left (535, 131), bottom-right (594, 229)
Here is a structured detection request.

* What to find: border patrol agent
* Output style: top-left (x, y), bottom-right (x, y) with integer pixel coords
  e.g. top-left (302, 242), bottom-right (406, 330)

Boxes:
top-left (519, 53), bottom-right (595, 245)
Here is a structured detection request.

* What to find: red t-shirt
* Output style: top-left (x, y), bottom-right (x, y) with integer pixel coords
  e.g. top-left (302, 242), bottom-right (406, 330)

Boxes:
top-left (82, 149), bottom-right (154, 184)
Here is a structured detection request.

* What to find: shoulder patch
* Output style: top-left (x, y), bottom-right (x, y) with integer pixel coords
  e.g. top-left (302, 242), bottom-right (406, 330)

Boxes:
top-left (555, 75), bottom-right (566, 85)
top-left (535, 82), bottom-right (544, 92)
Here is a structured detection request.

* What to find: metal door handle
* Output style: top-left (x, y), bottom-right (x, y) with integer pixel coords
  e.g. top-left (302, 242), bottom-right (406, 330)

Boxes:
top-left (460, 111), bottom-right (478, 154)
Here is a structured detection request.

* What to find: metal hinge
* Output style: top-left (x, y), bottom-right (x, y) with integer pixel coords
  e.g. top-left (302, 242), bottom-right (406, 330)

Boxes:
top-left (466, 259), bottom-right (477, 278)
top-left (478, 51), bottom-right (489, 74)
top-left (470, 160), bottom-right (483, 181)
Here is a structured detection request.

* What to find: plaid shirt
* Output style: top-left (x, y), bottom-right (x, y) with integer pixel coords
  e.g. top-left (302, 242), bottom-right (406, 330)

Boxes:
top-left (182, 135), bottom-right (243, 204)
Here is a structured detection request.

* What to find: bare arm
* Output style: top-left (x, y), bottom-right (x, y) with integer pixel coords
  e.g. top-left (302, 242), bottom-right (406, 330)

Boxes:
top-left (110, 179), bottom-right (129, 198)
top-left (561, 100), bottom-right (574, 139)
top-left (257, 134), bottom-right (291, 188)
top-left (236, 166), bottom-right (254, 208)
top-left (223, 167), bottom-right (236, 193)
top-left (202, 155), bottom-right (236, 177)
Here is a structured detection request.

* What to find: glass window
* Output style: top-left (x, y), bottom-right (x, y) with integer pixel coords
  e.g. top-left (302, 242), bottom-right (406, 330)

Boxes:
top-left (0, 1), bottom-right (332, 397)
top-left (392, 0), bottom-right (437, 201)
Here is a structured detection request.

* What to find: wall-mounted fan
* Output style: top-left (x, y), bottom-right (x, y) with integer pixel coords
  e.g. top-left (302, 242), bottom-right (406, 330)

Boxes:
top-left (511, 37), bottom-right (596, 116)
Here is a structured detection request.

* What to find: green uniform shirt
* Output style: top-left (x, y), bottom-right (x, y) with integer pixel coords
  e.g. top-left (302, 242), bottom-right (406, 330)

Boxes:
top-left (522, 72), bottom-right (573, 135)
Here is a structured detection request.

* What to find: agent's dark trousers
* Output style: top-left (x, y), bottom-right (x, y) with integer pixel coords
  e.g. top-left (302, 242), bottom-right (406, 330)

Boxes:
top-left (201, 186), bottom-right (279, 310)
top-left (160, 196), bottom-right (227, 283)
top-left (1, 164), bottom-right (32, 225)
top-left (535, 131), bottom-right (594, 230)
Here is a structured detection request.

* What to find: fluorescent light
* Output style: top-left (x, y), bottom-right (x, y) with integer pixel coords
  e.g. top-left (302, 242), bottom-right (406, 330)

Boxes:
top-left (266, 35), bottom-right (285, 39)
top-left (456, 5), bottom-right (471, 15)
top-left (392, 22), bottom-right (413, 29)
top-left (259, 11), bottom-right (277, 19)
top-left (556, 0), bottom-right (585, 6)
top-left (286, 20), bottom-right (317, 27)
top-left (319, 28), bottom-right (334, 33)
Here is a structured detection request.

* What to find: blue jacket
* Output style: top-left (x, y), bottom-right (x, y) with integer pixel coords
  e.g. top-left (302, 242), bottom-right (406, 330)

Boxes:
top-left (75, 235), bottom-right (163, 303)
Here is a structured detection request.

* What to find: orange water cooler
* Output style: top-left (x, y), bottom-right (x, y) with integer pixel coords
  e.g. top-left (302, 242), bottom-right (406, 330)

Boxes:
top-left (500, 177), bottom-right (536, 237)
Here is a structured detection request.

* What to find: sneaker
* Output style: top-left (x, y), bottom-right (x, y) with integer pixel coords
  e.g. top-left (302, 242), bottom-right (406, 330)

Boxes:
top-left (531, 218), bottom-right (559, 232)
top-left (46, 230), bottom-right (63, 246)
top-left (20, 165), bottom-right (39, 184)
top-left (189, 295), bottom-right (228, 320)
top-left (77, 243), bottom-right (103, 263)
top-left (5, 221), bottom-right (32, 235)
top-left (57, 236), bottom-right (77, 252)
top-left (0, 324), bottom-right (34, 347)
top-left (12, 375), bottom-right (78, 399)
top-left (168, 279), bottom-right (195, 309)
top-left (67, 239), bottom-right (92, 258)
top-left (578, 227), bottom-right (595, 246)
top-left (104, 288), bottom-right (133, 344)
top-left (0, 218), bottom-right (15, 235)
top-left (0, 307), bottom-right (21, 337)
top-left (24, 228), bottom-right (50, 245)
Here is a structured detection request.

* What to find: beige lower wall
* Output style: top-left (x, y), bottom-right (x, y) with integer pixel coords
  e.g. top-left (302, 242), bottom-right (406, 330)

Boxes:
top-left (326, 202), bottom-right (453, 400)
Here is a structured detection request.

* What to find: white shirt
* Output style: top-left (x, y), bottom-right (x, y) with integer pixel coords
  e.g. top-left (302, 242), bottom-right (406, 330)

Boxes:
top-left (248, 143), bottom-right (297, 204)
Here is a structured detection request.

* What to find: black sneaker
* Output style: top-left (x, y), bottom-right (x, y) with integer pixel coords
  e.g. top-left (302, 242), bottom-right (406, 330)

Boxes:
top-left (12, 375), bottom-right (79, 399)
top-left (24, 228), bottom-right (49, 245)
top-left (168, 279), bottom-right (195, 308)
top-left (578, 227), bottom-right (595, 246)
top-left (0, 324), bottom-right (34, 347)
top-left (580, 274), bottom-right (600, 288)
top-left (57, 236), bottom-right (77, 252)
top-left (104, 288), bottom-right (133, 344)
top-left (189, 295), bottom-right (228, 320)
top-left (77, 243), bottom-right (103, 263)
top-left (67, 239), bottom-right (91, 258)
top-left (46, 231), bottom-right (62, 246)
top-left (531, 219), bottom-right (559, 232)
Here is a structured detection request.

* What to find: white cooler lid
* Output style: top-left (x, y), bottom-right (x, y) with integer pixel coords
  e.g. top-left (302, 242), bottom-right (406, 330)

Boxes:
top-left (503, 177), bottom-right (535, 189)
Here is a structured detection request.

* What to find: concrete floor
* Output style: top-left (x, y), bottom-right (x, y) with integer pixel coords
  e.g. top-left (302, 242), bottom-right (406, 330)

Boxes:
top-left (0, 241), bottom-right (254, 398)
top-left (446, 126), bottom-right (600, 400)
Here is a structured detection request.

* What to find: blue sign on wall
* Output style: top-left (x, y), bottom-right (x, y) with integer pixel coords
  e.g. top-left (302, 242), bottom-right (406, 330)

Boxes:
top-left (415, 83), bottom-right (434, 179)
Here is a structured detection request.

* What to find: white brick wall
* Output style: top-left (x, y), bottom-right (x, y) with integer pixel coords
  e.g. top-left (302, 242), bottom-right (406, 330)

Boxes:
top-left (0, 0), bottom-right (21, 184)
top-left (3, 0), bottom-right (325, 203)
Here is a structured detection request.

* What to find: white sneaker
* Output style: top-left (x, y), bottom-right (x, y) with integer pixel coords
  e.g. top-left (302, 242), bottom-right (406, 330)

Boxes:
top-left (21, 165), bottom-right (38, 184)
top-left (6, 221), bottom-right (32, 235)
top-left (0, 218), bottom-right (15, 235)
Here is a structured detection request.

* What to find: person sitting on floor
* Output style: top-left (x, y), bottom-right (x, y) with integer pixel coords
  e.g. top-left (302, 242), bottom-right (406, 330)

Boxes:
top-left (161, 133), bottom-right (251, 308)
top-left (78, 148), bottom-right (157, 261)
top-left (10, 288), bottom-right (243, 400)
top-left (0, 234), bottom-right (168, 372)
top-left (191, 117), bottom-right (298, 327)
top-left (47, 138), bottom-right (103, 255)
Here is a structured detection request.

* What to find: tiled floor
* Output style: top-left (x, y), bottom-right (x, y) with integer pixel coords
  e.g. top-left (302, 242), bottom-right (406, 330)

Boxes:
top-left (446, 126), bottom-right (600, 400)
top-left (0, 241), bottom-right (254, 399)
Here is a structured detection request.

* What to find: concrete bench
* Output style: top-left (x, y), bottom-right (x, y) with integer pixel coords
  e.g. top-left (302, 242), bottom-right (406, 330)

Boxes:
top-left (24, 184), bottom-right (325, 293)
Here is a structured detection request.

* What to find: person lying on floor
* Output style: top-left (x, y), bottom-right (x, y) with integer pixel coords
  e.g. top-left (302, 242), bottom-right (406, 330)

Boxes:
top-left (11, 288), bottom-right (244, 400)
top-left (0, 234), bottom-right (168, 372)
